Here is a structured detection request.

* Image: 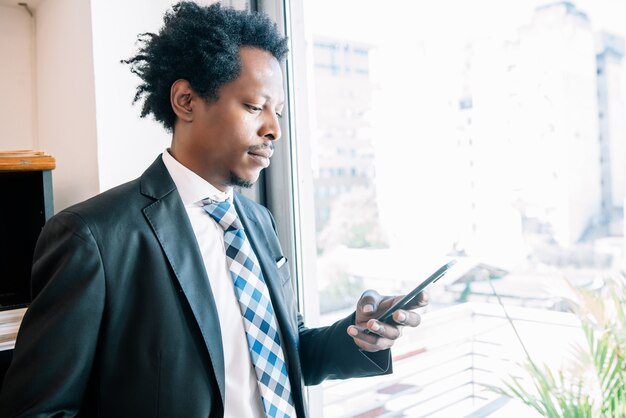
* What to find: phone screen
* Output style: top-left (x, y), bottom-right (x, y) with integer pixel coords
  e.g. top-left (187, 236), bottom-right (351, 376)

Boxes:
top-left (375, 259), bottom-right (456, 325)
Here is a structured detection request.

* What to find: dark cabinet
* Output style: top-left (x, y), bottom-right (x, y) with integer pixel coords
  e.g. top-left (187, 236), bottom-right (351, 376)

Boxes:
top-left (0, 151), bottom-right (55, 310)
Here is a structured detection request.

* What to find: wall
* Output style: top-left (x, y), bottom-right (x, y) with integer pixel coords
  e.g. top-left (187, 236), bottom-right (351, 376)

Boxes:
top-left (89, 0), bottom-right (176, 193)
top-left (90, 0), bottom-right (220, 193)
top-left (35, 0), bottom-right (99, 212)
top-left (0, 5), bottom-right (35, 150)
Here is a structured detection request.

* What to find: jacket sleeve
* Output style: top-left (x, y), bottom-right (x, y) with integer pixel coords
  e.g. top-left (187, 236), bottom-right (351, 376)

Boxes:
top-left (298, 312), bottom-right (392, 386)
top-left (0, 212), bottom-right (106, 417)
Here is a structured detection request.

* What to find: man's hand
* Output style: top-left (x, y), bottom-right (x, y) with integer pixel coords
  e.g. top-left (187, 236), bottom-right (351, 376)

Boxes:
top-left (347, 289), bottom-right (428, 352)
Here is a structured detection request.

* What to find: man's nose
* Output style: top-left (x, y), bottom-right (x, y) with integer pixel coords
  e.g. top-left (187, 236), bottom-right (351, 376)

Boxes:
top-left (260, 112), bottom-right (281, 142)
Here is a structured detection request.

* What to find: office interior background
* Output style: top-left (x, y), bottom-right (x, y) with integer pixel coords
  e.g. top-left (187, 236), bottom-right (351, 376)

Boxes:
top-left (1, 0), bottom-right (626, 416)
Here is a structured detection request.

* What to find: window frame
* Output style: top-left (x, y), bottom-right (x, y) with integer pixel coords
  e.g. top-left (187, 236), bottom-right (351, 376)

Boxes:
top-left (256, 0), bottom-right (325, 415)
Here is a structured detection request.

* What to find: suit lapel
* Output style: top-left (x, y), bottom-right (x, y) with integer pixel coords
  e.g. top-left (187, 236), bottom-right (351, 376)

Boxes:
top-left (234, 196), bottom-right (307, 416)
top-left (140, 157), bottom-right (226, 406)
top-left (234, 196), bottom-right (297, 345)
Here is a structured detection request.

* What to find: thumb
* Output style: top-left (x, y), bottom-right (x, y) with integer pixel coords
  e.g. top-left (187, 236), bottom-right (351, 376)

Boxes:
top-left (357, 289), bottom-right (382, 316)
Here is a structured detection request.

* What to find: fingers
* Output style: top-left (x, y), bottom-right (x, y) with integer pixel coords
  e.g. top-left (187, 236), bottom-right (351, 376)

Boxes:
top-left (361, 310), bottom-right (421, 338)
top-left (347, 311), bottom-right (422, 352)
top-left (417, 292), bottom-right (429, 307)
top-left (347, 325), bottom-right (395, 352)
top-left (395, 291), bottom-right (429, 311)
top-left (350, 290), bottom-right (428, 351)
top-left (392, 309), bottom-right (422, 327)
top-left (365, 318), bottom-right (401, 339)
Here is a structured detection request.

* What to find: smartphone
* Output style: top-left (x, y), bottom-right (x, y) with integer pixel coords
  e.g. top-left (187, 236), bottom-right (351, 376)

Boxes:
top-left (374, 259), bottom-right (456, 326)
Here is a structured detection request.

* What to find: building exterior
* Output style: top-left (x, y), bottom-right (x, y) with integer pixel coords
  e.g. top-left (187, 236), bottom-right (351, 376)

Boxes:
top-left (512, 1), bottom-right (601, 247)
top-left (596, 31), bottom-right (626, 233)
top-left (456, 1), bottom-right (602, 255)
top-left (311, 39), bottom-right (379, 234)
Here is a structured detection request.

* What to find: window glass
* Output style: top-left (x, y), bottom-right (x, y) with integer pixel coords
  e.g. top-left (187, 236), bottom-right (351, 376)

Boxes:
top-left (289, 0), bottom-right (626, 416)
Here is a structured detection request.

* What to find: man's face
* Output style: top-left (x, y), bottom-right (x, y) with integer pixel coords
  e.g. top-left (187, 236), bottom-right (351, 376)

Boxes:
top-left (176, 47), bottom-right (285, 190)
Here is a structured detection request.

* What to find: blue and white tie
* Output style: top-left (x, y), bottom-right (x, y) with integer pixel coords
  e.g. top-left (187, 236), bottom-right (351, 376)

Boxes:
top-left (203, 199), bottom-right (296, 418)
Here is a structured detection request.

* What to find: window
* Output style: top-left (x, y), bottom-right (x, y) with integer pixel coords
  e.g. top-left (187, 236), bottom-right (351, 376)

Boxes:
top-left (263, 0), bottom-right (626, 416)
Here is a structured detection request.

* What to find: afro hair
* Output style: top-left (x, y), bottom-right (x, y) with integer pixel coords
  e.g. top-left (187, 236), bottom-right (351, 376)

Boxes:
top-left (123, 1), bottom-right (289, 131)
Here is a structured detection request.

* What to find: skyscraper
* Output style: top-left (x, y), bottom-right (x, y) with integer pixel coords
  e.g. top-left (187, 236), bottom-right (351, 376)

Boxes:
top-left (596, 31), bottom-right (626, 234)
top-left (311, 39), bottom-right (381, 246)
top-left (459, 1), bottom-right (602, 250)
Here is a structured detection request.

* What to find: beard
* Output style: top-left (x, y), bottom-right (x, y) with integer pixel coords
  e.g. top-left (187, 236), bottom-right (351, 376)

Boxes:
top-left (228, 172), bottom-right (255, 189)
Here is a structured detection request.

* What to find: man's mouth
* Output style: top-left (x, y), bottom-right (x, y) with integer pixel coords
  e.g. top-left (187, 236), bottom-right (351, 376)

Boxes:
top-left (248, 149), bottom-right (273, 159)
top-left (248, 144), bottom-right (274, 167)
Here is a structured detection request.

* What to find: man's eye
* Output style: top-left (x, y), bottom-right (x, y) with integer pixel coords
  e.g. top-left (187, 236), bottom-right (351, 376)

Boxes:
top-left (246, 104), bottom-right (262, 112)
top-left (276, 112), bottom-right (283, 119)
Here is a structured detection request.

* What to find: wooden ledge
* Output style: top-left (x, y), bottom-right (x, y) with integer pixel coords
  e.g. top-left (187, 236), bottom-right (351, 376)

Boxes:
top-left (0, 150), bottom-right (56, 171)
top-left (0, 308), bottom-right (26, 351)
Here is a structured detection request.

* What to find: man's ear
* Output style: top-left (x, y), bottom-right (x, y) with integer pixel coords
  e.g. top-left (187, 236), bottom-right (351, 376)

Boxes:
top-left (170, 79), bottom-right (194, 123)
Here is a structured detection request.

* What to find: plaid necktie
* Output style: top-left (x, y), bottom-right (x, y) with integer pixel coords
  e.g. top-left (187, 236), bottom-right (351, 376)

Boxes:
top-left (203, 199), bottom-right (296, 418)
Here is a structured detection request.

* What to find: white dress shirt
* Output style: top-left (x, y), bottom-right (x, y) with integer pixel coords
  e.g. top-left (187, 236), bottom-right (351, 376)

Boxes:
top-left (162, 150), bottom-right (264, 418)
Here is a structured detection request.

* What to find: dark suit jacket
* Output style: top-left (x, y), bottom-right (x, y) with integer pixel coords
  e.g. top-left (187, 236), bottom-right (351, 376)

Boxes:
top-left (0, 157), bottom-right (391, 417)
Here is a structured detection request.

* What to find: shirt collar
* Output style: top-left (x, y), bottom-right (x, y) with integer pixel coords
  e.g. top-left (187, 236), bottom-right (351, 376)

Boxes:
top-left (161, 149), bottom-right (233, 206)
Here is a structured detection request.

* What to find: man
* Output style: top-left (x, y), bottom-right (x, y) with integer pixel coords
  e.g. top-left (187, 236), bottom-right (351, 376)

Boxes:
top-left (0, 2), bottom-right (425, 417)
